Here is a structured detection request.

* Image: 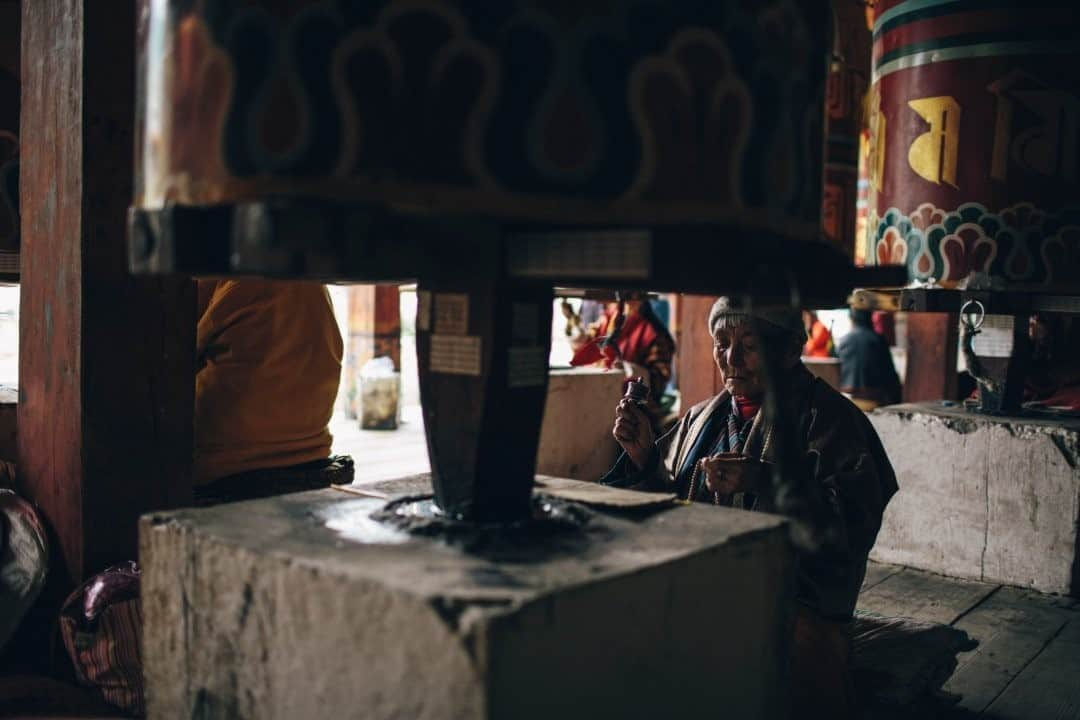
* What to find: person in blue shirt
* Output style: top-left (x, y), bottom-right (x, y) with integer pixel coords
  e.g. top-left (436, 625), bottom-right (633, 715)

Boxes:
top-left (837, 309), bottom-right (902, 407)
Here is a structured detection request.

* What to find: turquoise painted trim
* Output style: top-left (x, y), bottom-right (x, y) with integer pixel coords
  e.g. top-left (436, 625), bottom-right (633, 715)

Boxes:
top-left (872, 41), bottom-right (1077, 82)
top-left (873, 0), bottom-right (961, 34)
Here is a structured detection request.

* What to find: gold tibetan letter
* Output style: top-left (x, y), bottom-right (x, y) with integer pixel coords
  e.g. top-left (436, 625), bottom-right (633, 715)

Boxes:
top-left (908, 96), bottom-right (961, 187)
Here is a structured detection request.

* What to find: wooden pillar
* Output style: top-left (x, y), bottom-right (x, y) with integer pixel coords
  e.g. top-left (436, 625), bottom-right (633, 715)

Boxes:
top-left (343, 284), bottom-right (400, 418)
top-left (18, 0), bottom-right (195, 587)
top-left (676, 295), bottom-right (720, 409)
top-left (416, 237), bottom-right (553, 522)
top-left (0, 0), bottom-right (18, 280)
top-left (0, 0), bottom-right (17, 460)
top-left (903, 313), bottom-right (959, 403)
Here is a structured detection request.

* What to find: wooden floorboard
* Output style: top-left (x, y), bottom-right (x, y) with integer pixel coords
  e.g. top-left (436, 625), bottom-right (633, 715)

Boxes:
top-left (982, 618), bottom-right (1080, 719)
top-left (862, 560), bottom-right (905, 592)
top-left (857, 564), bottom-right (1080, 720)
top-left (857, 567), bottom-right (997, 625)
top-left (945, 587), bottom-right (1074, 714)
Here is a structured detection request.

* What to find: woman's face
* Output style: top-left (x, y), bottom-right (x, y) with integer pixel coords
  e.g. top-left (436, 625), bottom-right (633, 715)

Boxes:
top-left (713, 324), bottom-right (766, 399)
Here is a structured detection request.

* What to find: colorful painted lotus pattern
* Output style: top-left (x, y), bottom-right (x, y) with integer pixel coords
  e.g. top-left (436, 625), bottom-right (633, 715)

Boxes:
top-left (868, 202), bottom-right (1080, 290)
top-left (138, 0), bottom-right (828, 232)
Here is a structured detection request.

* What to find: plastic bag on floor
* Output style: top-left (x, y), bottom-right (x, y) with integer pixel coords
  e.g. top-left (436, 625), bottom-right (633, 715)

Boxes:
top-left (360, 356), bottom-right (400, 430)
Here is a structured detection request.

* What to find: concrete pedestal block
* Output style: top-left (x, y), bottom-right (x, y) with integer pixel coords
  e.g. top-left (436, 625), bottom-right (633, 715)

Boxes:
top-left (141, 477), bottom-right (794, 719)
top-left (536, 368), bottom-right (625, 481)
top-left (869, 404), bottom-right (1080, 595)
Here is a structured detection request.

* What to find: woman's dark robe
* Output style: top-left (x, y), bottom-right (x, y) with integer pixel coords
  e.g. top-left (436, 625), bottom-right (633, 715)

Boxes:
top-left (605, 363), bottom-right (898, 621)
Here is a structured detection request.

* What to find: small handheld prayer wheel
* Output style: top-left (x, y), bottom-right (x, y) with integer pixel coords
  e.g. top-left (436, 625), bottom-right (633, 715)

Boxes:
top-left (866, 1), bottom-right (1080, 291)
top-left (130, 0), bottom-right (843, 521)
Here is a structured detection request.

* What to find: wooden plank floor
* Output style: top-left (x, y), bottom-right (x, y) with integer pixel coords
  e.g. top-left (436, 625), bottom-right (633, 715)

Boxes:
top-left (858, 562), bottom-right (1080, 720)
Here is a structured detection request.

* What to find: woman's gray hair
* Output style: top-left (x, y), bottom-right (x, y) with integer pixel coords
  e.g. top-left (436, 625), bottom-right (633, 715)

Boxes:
top-left (707, 297), bottom-right (807, 347)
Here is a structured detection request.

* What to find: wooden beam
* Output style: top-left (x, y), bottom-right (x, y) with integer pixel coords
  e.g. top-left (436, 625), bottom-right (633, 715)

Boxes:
top-left (17, 0), bottom-right (194, 586)
top-left (676, 295), bottom-right (719, 410)
top-left (903, 312), bottom-right (959, 403)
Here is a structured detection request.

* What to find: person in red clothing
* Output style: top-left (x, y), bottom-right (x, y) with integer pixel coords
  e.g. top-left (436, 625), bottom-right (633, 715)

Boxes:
top-left (569, 293), bottom-right (675, 427)
top-left (802, 310), bottom-right (834, 358)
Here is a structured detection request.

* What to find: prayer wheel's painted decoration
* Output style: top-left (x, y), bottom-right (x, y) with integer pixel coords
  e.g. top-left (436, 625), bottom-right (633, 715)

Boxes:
top-left (822, 0), bottom-right (871, 257)
top-left (132, 0), bottom-right (850, 523)
top-left (866, 1), bottom-right (1080, 291)
top-left (134, 0), bottom-right (829, 243)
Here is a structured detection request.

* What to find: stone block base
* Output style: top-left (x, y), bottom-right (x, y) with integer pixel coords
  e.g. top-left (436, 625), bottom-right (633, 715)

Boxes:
top-left (536, 368), bottom-right (624, 481)
top-left (870, 404), bottom-right (1080, 595)
top-left (141, 477), bottom-right (794, 719)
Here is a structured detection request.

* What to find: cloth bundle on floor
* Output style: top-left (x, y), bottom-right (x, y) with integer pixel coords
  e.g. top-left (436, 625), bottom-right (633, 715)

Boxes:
top-left (59, 561), bottom-right (145, 717)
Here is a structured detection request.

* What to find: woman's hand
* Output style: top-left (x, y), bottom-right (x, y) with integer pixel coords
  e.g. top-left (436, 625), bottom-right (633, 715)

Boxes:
top-left (700, 453), bottom-right (764, 495)
top-left (612, 398), bottom-right (654, 470)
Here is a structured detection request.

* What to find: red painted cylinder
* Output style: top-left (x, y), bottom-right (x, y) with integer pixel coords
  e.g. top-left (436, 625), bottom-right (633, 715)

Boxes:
top-left (867, 0), bottom-right (1080, 291)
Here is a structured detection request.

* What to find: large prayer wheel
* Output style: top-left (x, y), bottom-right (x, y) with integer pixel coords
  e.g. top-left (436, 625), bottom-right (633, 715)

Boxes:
top-left (130, 0), bottom-right (842, 290)
top-left (130, 0), bottom-right (849, 521)
top-left (866, 1), bottom-right (1080, 291)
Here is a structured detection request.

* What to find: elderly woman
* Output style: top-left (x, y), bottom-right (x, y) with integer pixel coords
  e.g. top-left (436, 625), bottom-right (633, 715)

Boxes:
top-left (605, 296), bottom-right (897, 716)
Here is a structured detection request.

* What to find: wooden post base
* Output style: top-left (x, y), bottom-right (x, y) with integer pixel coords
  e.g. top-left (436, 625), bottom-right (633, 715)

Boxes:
top-left (416, 240), bottom-right (553, 522)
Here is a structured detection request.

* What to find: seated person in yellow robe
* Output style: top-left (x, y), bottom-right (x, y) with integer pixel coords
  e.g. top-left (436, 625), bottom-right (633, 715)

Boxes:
top-left (194, 279), bottom-right (348, 502)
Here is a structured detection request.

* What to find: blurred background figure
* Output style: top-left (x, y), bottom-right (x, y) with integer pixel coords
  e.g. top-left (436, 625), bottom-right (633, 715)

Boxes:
top-left (803, 310), bottom-right (834, 358)
top-left (838, 309), bottom-right (902, 409)
top-left (570, 292), bottom-right (676, 430)
top-left (194, 279), bottom-right (350, 503)
top-left (1023, 313), bottom-right (1080, 411)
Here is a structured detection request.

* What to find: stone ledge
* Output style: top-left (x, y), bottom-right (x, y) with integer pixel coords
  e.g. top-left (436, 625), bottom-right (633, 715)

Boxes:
top-left (870, 405), bottom-right (1080, 595)
top-left (141, 481), bottom-right (795, 719)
